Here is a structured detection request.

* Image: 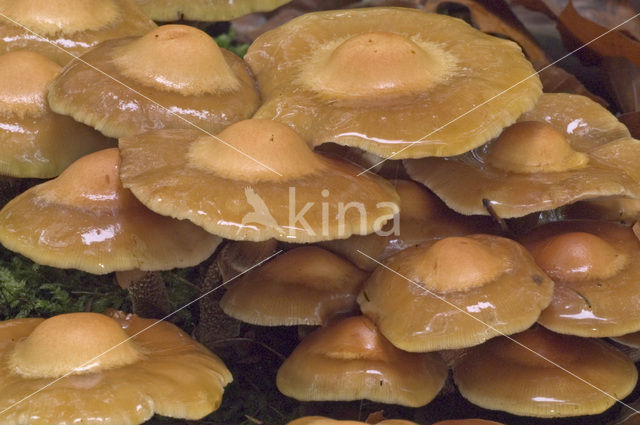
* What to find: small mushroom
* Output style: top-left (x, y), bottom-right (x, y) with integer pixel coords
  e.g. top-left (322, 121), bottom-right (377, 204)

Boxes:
top-left (220, 246), bottom-right (368, 326)
top-left (245, 7), bottom-right (541, 158)
top-left (48, 24), bottom-right (260, 138)
top-left (405, 93), bottom-right (640, 218)
top-left (118, 120), bottom-right (400, 242)
top-left (452, 326), bottom-right (638, 417)
top-left (276, 315), bottom-right (447, 407)
top-left (358, 235), bottom-right (554, 351)
top-left (0, 311), bottom-right (232, 423)
top-left (0, 51), bottom-right (114, 179)
top-left (0, 0), bottom-right (156, 65)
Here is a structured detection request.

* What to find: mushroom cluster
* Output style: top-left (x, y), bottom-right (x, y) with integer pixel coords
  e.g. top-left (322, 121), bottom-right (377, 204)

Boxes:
top-left (0, 2), bottom-right (640, 425)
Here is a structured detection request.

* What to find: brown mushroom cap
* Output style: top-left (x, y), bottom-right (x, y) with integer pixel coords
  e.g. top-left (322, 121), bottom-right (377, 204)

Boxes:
top-left (246, 7), bottom-right (541, 159)
top-left (286, 417), bottom-right (420, 425)
top-left (135, 0), bottom-right (293, 21)
top-left (520, 220), bottom-right (640, 337)
top-left (276, 315), bottom-right (447, 407)
top-left (0, 0), bottom-right (156, 65)
top-left (0, 148), bottom-right (221, 274)
top-left (358, 234), bottom-right (554, 351)
top-left (405, 93), bottom-right (640, 218)
top-left (48, 24), bottom-right (260, 138)
top-left (0, 51), bottom-right (114, 178)
top-left (0, 311), bottom-right (232, 423)
top-left (452, 326), bottom-right (638, 417)
top-left (220, 246), bottom-right (367, 326)
top-left (321, 180), bottom-right (496, 270)
top-left (118, 120), bottom-right (400, 242)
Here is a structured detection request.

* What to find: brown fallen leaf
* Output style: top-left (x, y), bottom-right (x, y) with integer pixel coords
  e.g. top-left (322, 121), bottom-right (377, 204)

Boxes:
top-left (601, 56), bottom-right (640, 113)
top-left (539, 64), bottom-right (608, 106)
top-left (557, 1), bottom-right (640, 67)
top-left (620, 112), bottom-right (640, 137)
top-left (365, 411), bottom-right (387, 424)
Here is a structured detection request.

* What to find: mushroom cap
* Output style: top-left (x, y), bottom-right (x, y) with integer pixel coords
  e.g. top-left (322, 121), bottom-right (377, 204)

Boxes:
top-left (358, 234), bottom-right (554, 351)
top-left (452, 326), bottom-right (638, 417)
top-left (216, 239), bottom-right (279, 281)
top-left (276, 315), bottom-right (447, 407)
top-left (405, 93), bottom-right (640, 218)
top-left (48, 25), bottom-right (260, 138)
top-left (321, 180), bottom-right (496, 270)
top-left (0, 148), bottom-right (221, 274)
top-left (0, 311), bottom-right (232, 423)
top-left (0, 51), bottom-right (114, 178)
top-left (520, 220), bottom-right (640, 337)
top-left (118, 120), bottom-right (400, 242)
top-left (0, 0), bottom-right (156, 65)
top-left (220, 246), bottom-right (367, 326)
top-left (135, 0), bottom-right (293, 21)
top-left (246, 7), bottom-right (541, 159)
top-left (286, 417), bottom-right (420, 425)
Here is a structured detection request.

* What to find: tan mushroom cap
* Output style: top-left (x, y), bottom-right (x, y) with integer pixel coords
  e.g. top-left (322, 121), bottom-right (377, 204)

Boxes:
top-left (48, 25), bottom-right (260, 138)
top-left (276, 315), bottom-right (447, 407)
top-left (0, 311), bottom-right (232, 424)
top-left (286, 417), bottom-right (419, 425)
top-left (135, 0), bottom-right (293, 21)
top-left (321, 180), bottom-right (496, 271)
top-left (358, 234), bottom-right (554, 351)
top-left (0, 0), bottom-right (155, 65)
top-left (452, 326), bottom-right (638, 417)
top-left (405, 93), bottom-right (640, 218)
top-left (246, 7), bottom-right (541, 159)
top-left (118, 120), bottom-right (400, 242)
top-left (0, 148), bottom-right (221, 274)
top-left (520, 220), bottom-right (640, 337)
top-left (221, 246), bottom-right (367, 326)
top-left (0, 51), bottom-right (114, 178)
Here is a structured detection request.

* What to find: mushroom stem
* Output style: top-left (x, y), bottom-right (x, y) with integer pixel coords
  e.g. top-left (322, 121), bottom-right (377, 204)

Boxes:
top-left (116, 270), bottom-right (170, 319)
top-left (482, 198), bottom-right (514, 238)
top-left (196, 259), bottom-right (242, 351)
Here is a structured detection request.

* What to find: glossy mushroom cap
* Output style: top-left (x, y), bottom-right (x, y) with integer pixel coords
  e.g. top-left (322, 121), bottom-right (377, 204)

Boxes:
top-left (0, 148), bottom-right (221, 274)
top-left (286, 417), bottom-right (420, 425)
top-left (520, 220), bottom-right (640, 337)
top-left (276, 316), bottom-right (447, 407)
top-left (118, 120), bottom-right (400, 242)
top-left (452, 326), bottom-right (638, 417)
top-left (0, 312), bottom-right (232, 423)
top-left (406, 93), bottom-right (640, 218)
top-left (135, 0), bottom-right (293, 21)
top-left (358, 234), bottom-right (554, 351)
top-left (48, 25), bottom-right (260, 138)
top-left (247, 7), bottom-right (541, 159)
top-left (321, 180), bottom-right (495, 271)
top-left (221, 246), bottom-right (367, 326)
top-left (0, 51), bottom-right (114, 178)
top-left (0, 0), bottom-right (155, 65)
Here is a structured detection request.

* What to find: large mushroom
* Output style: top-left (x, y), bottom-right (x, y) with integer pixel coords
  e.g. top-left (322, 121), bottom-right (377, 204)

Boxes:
top-left (134, 0), bottom-right (293, 21)
top-left (245, 7), bottom-right (541, 158)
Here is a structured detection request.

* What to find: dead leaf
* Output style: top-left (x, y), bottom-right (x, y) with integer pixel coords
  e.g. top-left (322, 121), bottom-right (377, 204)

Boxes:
top-left (511, 0), bottom-right (562, 17)
top-left (619, 112), bottom-right (640, 137)
top-left (539, 64), bottom-right (608, 106)
top-left (601, 56), bottom-right (640, 113)
top-left (365, 411), bottom-right (387, 424)
top-left (557, 1), bottom-right (640, 67)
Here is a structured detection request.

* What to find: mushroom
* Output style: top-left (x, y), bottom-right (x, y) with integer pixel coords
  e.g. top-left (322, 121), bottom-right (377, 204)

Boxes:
top-left (220, 246), bottom-right (368, 326)
top-left (245, 7), bottom-right (541, 158)
top-left (48, 24), bottom-right (260, 138)
top-left (134, 0), bottom-right (293, 21)
top-left (276, 315), bottom-right (447, 407)
top-left (0, 51), bottom-right (114, 179)
top-left (520, 220), bottom-right (640, 337)
top-left (118, 119), bottom-right (400, 242)
top-left (452, 326), bottom-right (638, 417)
top-left (405, 93), bottom-right (640, 218)
top-left (321, 179), bottom-right (496, 271)
top-left (0, 0), bottom-right (156, 65)
top-left (358, 235), bottom-right (554, 351)
top-left (0, 311), bottom-right (232, 423)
